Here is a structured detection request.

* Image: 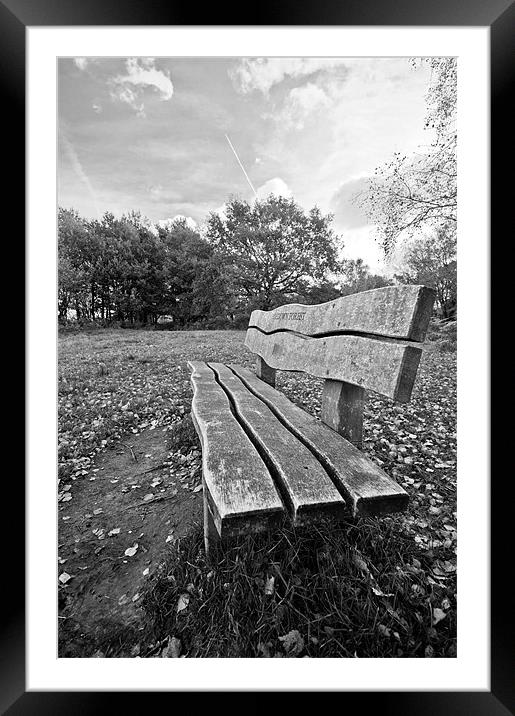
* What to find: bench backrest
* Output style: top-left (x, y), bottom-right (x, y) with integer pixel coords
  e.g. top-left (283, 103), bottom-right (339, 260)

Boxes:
top-left (245, 285), bottom-right (435, 447)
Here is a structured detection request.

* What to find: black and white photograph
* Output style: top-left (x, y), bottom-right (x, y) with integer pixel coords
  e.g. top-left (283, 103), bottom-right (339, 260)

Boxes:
top-left (0, 0), bottom-right (501, 703)
top-left (56, 54), bottom-right (459, 660)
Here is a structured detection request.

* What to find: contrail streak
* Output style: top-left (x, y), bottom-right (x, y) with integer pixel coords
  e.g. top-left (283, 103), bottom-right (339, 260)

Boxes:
top-left (224, 133), bottom-right (258, 199)
top-left (61, 132), bottom-right (101, 218)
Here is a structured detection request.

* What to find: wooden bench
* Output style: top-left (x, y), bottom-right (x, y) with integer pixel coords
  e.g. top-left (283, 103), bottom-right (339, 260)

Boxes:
top-left (188, 284), bottom-right (435, 554)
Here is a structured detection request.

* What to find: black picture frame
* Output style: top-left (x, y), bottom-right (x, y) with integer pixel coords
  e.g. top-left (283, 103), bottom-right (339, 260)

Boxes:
top-left (7, 0), bottom-right (506, 713)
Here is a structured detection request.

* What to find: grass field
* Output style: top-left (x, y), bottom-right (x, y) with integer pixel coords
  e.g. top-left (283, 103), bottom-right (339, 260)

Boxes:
top-left (58, 325), bottom-right (457, 658)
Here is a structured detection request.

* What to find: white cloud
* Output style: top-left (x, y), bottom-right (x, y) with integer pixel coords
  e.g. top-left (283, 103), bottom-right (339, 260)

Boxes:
top-left (338, 226), bottom-right (387, 275)
top-left (256, 177), bottom-right (292, 200)
top-left (231, 58), bottom-right (348, 95)
top-left (213, 204), bottom-right (227, 220)
top-left (110, 84), bottom-right (146, 117)
top-left (110, 58), bottom-right (174, 116)
top-left (253, 59), bottom-right (432, 221)
top-left (149, 184), bottom-right (164, 197)
top-left (74, 57), bottom-right (89, 71)
top-left (122, 57), bottom-right (174, 100)
top-left (335, 223), bottom-right (415, 278)
top-left (158, 215), bottom-right (197, 231)
top-left (329, 176), bottom-right (371, 230)
top-left (282, 83), bottom-right (332, 129)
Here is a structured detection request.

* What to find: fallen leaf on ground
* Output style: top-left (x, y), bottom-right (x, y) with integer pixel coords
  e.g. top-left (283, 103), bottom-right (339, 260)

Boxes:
top-left (371, 583), bottom-right (394, 598)
top-left (257, 642), bottom-right (271, 657)
top-left (124, 543), bottom-right (139, 557)
top-left (278, 629), bottom-right (304, 657)
top-left (377, 624), bottom-right (391, 637)
top-left (59, 572), bottom-right (71, 584)
top-left (352, 551), bottom-right (370, 574)
top-left (433, 607), bottom-right (447, 625)
top-left (265, 576), bottom-right (275, 596)
top-left (177, 593), bottom-right (190, 613)
top-left (161, 636), bottom-right (181, 657)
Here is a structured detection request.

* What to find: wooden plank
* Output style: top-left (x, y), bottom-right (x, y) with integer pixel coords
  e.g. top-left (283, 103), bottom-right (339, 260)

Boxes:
top-left (256, 356), bottom-right (276, 387)
top-left (188, 361), bottom-right (284, 539)
top-left (245, 328), bottom-right (423, 403)
top-left (321, 379), bottom-right (366, 448)
top-left (230, 365), bottom-right (409, 517)
top-left (209, 362), bottom-right (347, 525)
top-left (202, 476), bottom-right (220, 556)
top-left (249, 285), bottom-right (435, 341)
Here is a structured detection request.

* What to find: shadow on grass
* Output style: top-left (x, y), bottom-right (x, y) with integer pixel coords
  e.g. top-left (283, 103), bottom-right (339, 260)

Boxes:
top-left (141, 516), bottom-right (456, 658)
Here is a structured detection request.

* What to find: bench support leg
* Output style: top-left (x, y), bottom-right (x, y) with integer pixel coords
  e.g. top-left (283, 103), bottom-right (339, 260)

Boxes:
top-left (321, 379), bottom-right (365, 449)
top-left (256, 356), bottom-right (276, 388)
top-left (203, 488), bottom-right (221, 558)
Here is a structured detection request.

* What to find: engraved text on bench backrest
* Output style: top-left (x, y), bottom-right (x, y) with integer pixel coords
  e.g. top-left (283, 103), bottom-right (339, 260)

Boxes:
top-left (245, 285), bottom-right (435, 403)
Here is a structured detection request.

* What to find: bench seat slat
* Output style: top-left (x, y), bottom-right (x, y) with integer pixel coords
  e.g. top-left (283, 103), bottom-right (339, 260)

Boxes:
top-left (230, 365), bottom-right (409, 517)
top-left (188, 361), bottom-right (284, 538)
top-left (249, 285), bottom-right (435, 341)
top-left (209, 362), bottom-right (347, 524)
top-left (245, 328), bottom-right (422, 402)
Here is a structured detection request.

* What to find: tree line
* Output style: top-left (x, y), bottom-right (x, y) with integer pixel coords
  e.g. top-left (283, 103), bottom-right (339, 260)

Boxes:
top-left (58, 197), bottom-right (394, 329)
top-left (59, 196), bottom-right (456, 330)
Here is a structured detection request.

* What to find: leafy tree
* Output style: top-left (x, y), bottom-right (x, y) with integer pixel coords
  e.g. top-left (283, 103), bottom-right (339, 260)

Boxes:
top-left (205, 195), bottom-right (340, 310)
top-left (157, 218), bottom-right (233, 326)
top-left (339, 258), bottom-right (392, 295)
top-left (395, 224), bottom-right (457, 318)
top-left (58, 208), bottom-right (100, 322)
top-left (87, 211), bottom-right (165, 324)
top-left (123, 211), bottom-right (167, 324)
top-left (191, 254), bottom-right (240, 327)
top-left (357, 58), bottom-right (457, 255)
top-left (87, 212), bottom-right (131, 322)
top-left (294, 279), bottom-right (343, 305)
top-left (58, 198), bottom-right (345, 328)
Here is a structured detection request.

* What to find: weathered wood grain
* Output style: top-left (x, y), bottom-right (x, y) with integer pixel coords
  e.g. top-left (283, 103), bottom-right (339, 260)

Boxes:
top-left (230, 365), bottom-right (409, 517)
top-left (209, 362), bottom-right (347, 524)
top-left (245, 328), bottom-right (423, 402)
top-left (202, 476), bottom-right (220, 556)
top-left (188, 361), bottom-right (284, 539)
top-left (321, 380), bottom-right (366, 448)
top-left (249, 285), bottom-right (435, 341)
top-left (256, 356), bottom-right (276, 387)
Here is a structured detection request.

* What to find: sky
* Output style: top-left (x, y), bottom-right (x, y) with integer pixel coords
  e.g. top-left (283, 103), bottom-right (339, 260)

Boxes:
top-left (58, 57), bottom-right (434, 274)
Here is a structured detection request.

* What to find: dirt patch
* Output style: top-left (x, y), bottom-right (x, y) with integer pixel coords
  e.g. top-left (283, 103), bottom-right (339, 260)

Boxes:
top-left (58, 423), bottom-right (202, 656)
